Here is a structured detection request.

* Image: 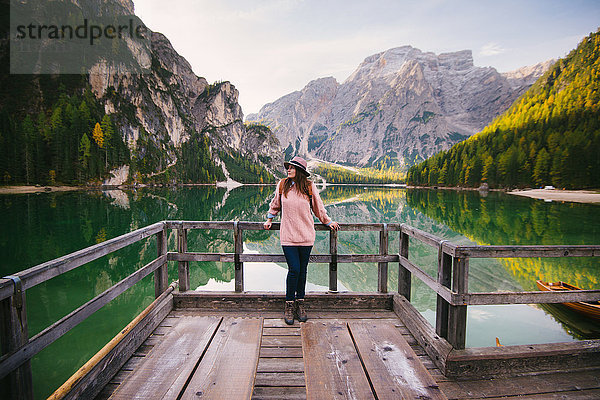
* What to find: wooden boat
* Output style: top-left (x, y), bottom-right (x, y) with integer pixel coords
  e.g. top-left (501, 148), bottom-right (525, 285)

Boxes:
top-left (536, 280), bottom-right (600, 320)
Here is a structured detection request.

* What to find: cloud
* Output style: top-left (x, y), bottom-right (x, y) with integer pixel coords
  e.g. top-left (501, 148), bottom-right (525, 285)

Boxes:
top-left (480, 42), bottom-right (506, 56)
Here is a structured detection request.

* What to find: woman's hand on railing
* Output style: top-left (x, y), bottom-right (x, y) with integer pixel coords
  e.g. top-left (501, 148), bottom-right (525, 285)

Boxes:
top-left (328, 221), bottom-right (340, 231)
top-left (264, 218), bottom-right (273, 230)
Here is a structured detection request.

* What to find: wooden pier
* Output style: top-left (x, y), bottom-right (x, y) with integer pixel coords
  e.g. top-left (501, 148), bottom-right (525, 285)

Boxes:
top-left (94, 295), bottom-right (446, 400)
top-left (1, 221), bottom-right (600, 399)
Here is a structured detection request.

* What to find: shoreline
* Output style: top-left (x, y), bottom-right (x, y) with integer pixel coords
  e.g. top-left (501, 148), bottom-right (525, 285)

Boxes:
top-left (507, 189), bottom-right (600, 204)
top-left (0, 185), bottom-right (86, 194)
top-left (2, 184), bottom-right (599, 204)
top-left (0, 182), bottom-right (402, 195)
top-left (0, 182), bottom-right (262, 195)
top-left (406, 185), bottom-right (600, 204)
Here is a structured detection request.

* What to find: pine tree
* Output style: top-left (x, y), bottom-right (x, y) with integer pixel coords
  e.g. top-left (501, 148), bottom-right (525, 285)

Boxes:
top-left (92, 122), bottom-right (104, 149)
top-left (79, 133), bottom-right (91, 177)
top-left (482, 155), bottom-right (494, 184)
top-left (100, 115), bottom-right (114, 168)
top-left (533, 148), bottom-right (550, 186)
top-left (22, 115), bottom-right (36, 184)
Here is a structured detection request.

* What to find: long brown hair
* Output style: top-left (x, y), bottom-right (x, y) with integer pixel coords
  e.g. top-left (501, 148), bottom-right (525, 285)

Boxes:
top-left (282, 166), bottom-right (311, 198)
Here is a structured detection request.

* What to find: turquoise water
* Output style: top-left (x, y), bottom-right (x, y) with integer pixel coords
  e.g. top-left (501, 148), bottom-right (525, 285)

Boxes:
top-left (0, 186), bottom-right (599, 398)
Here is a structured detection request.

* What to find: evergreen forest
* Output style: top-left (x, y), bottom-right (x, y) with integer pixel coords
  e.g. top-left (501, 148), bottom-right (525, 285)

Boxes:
top-left (0, 82), bottom-right (130, 185)
top-left (312, 164), bottom-right (404, 184)
top-left (407, 29), bottom-right (600, 189)
top-left (0, 76), bottom-right (272, 186)
top-left (218, 150), bottom-right (276, 184)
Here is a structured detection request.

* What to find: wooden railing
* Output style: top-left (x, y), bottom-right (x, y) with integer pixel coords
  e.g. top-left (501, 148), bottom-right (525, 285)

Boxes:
top-left (164, 221), bottom-right (399, 293)
top-left (168, 221), bottom-right (600, 350)
top-left (0, 221), bottom-right (168, 400)
top-left (397, 224), bottom-right (600, 349)
top-left (1, 220), bottom-right (599, 398)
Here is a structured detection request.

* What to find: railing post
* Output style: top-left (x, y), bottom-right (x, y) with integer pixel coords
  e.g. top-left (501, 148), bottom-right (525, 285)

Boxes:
top-left (177, 226), bottom-right (189, 292)
top-left (0, 277), bottom-right (33, 400)
top-left (447, 256), bottom-right (468, 349)
top-left (234, 221), bottom-right (244, 292)
top-left (378, 223), bottom-right (388, 293)
top-left (398, 225), bottom-right (411, 300)
top-left (435, 242), bottom-right (452, 339)
top-left (154, 224), bottom-right (168, 298)
top-left (329, 228), bottom-right (338, 292)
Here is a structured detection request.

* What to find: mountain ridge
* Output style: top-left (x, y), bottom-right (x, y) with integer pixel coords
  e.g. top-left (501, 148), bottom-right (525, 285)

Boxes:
top-left (248, 45), bottom-right (551, 170)
top-left (407, 29), bottom-right (600, 189)
top-left (0, 0), bottom-right (281, 186)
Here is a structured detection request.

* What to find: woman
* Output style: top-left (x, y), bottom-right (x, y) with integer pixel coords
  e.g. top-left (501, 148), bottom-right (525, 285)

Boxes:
top-left (264, 156), bottom-right (339, 325)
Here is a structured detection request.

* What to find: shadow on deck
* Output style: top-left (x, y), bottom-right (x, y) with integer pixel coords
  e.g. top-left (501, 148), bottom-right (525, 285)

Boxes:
top-left (94, 292), bottom-right (600, 400)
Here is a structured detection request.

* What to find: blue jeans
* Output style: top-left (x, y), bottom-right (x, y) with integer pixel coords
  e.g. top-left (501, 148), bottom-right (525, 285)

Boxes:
top-left (282, 246), bottom-right (312, 301)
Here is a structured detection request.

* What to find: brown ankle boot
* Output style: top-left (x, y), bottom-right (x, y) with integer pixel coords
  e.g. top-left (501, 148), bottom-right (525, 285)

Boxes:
top-left (295, 299), bottom-right (308, 322)
top-left (284, 301), bottom-right (295, 325)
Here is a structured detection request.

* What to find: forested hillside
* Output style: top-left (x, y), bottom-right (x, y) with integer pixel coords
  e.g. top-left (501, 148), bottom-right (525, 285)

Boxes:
top-left (0, 81), bottom-right (131, 185)
top-left (407, 29), bottom-right (600, 189)
top-left (312, 163), bottom-right (404, 184)
top-left (0, 0), bottom-right (280, 186)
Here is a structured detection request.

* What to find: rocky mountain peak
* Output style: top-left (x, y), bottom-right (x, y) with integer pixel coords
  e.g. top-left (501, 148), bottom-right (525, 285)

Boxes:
top-left (114, 0), bottom-right (135, 14)
top-left (82, 4), bottom-right (274, 178)
top-left (303, 76), bottom-right (339, 97)
top-left (248, 46), bottom-right (552, 170)
top-left (502, 59), bottom-right (556, 90)
top-left (1, 0), bottom-right (282, 186)
top-left (438, 50), bottom-right (474, 71)
top-left (346, 46), bottom-right (475, 84)
top-left (348, 46), bottom-right (420, 80)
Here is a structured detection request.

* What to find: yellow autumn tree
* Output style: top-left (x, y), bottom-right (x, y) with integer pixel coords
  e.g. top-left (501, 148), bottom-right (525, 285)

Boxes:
top-left (92, 122), bottom-right (104, 148)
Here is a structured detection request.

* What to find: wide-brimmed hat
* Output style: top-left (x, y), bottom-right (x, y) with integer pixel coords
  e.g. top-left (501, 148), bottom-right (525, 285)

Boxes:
top-left (284, 156), bottom-right (310, 176)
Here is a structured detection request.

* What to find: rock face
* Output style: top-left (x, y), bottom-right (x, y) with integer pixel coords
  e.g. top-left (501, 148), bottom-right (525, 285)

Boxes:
top-left (502, 59), bottom-right (555, 91)
top-left (248, 46), bottom-right (550, 169)
top-left (90, 11), bottom-right (271, 176)
top-left (248, 77), bottom-right (339, 160)
top-left (243, 123), bottom-right (284, 177)
top-left (4, 0), bottom-right (279, 181)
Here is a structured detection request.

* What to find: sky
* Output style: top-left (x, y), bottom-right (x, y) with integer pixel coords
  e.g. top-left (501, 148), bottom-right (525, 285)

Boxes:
top-left (134, 0), bottom-right (600, 116)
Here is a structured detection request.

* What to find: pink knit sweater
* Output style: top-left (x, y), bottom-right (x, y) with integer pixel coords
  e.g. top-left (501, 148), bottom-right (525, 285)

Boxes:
top-left (268, 180), bottom-right (332, 246)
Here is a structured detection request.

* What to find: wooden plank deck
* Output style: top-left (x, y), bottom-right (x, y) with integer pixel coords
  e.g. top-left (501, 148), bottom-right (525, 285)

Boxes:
top-left (107, 315), bottom-right (221, 399)
top-left (348, 321), bottom-right (447, 399)
top-left (96, 307), bottom-right (600, 400)
top-left (303, 321), bottom-right (375, 399)
top-left (180, 317), bottom-right (262, 399)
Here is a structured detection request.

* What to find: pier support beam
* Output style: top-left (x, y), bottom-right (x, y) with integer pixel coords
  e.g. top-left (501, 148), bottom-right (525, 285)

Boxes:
top-left (234, 221), bottom-right (244, 292)
top-left (0, 277), bottom-right (33, 400)
top-left (378, 224), bottom-right (388, 293)
top-left (329, 229), bottom-right (338, 292)
top-left (398, 228), bottom-right (411, 300)
top-left (435, 243), bottom-right (452, 339)
top-left (447, 257), bottom-right (468, 350)
top-left (178, 227), bottom-right (189, 292)
top-left (154, 226), bottom-right (169, 298)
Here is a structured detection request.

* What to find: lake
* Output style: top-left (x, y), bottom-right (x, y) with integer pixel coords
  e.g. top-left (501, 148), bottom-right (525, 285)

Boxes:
top-left (1, 185), bottom-right (599, 398)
